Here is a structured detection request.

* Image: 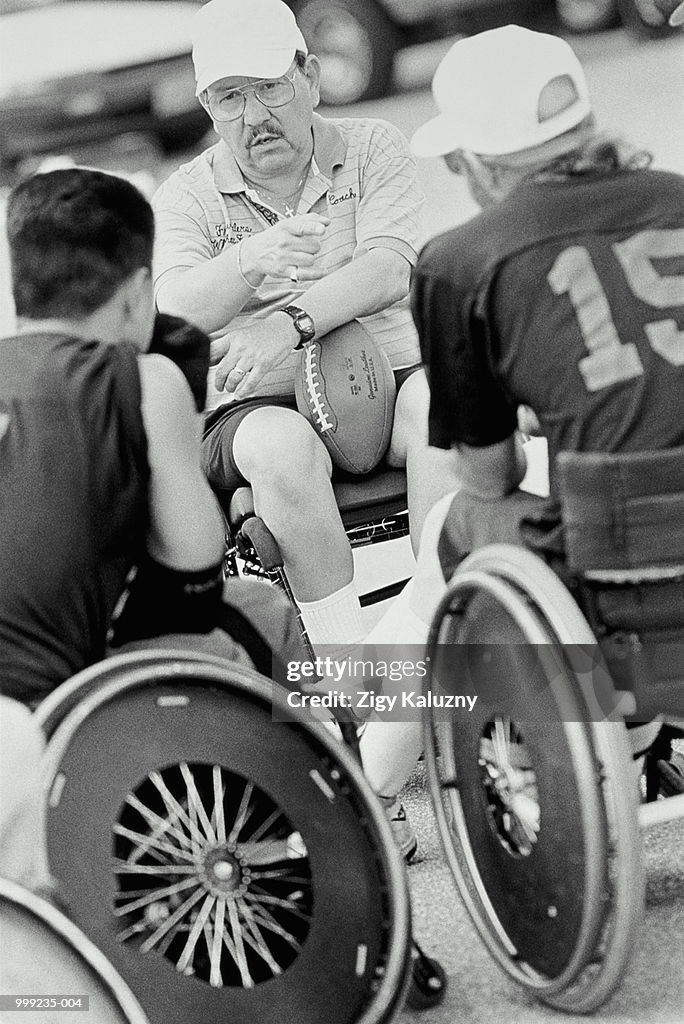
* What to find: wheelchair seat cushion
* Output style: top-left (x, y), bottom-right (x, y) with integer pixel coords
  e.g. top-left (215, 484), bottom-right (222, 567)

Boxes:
top-left (221, 464), bottom-right (407, 532)
top-left (592, 578), bottom-right (684, 633)
top-left (557, 446), bottom-right (684, 572)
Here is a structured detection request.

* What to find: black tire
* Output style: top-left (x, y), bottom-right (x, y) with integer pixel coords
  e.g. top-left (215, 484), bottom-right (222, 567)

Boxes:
top-left (556, 0), bottom-right (620, 31)
top-left (617, 0), bottom-right (681, 36)
top-left (291, 0), bottom-right (400, 104)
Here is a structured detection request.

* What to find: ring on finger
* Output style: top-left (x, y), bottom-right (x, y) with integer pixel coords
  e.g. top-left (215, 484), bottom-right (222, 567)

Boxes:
top-left (287, 264), bottom-right (299, 283)
top-left (232, 366), bottom-right (249, 378)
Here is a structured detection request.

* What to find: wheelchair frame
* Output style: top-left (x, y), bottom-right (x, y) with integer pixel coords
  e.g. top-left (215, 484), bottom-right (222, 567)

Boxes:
top-left (423, 543), bottom-right (684, 1013)
top-left (216, 466), bottom-right (412, 624)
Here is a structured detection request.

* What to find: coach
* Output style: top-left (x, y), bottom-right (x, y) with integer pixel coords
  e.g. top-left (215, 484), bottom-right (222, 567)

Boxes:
top-left (152, 0), bottom-right (460, 661)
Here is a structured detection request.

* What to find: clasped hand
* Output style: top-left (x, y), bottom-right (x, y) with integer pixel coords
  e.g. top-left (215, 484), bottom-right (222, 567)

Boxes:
top-left (211, 316), bottom-right (298, 399)
top-left (239, 212), bottom-right (329, 285)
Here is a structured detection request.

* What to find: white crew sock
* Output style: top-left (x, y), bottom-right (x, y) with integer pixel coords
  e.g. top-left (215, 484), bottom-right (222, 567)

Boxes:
top-left (360, 720), bottom-right (424, 799)
top-left (297, 580), bottom-right (365, 647)
top-left (363, 580), bottom-right (429, 647)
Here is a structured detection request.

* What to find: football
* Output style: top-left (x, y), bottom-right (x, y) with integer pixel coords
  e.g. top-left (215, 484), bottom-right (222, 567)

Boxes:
top-left (294, 320), bottom-right (397, 475)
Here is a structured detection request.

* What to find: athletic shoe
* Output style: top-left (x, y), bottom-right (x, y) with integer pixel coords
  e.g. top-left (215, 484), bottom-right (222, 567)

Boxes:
top-left (380, 797), bottom-right (420, 863)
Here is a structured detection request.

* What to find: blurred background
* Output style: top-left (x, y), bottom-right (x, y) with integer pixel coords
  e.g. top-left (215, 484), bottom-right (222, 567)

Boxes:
top-left (1, 11), bottom-right (682, 1021)
top-left (1, 0), bottom-right (683, 331)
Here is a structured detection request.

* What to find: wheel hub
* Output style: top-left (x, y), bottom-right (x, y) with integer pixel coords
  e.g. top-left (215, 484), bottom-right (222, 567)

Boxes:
top-left (199, 846), bottom-right (250, 898)
top-left (480, 719), bottom-right (540, 857)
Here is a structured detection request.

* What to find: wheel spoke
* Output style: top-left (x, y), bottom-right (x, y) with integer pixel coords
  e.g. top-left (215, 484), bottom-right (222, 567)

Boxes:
top-left (219, 907), bottom-right (256, 988)
top-left (240, 806), bottom-right (285, 845)
top-left (181, 763), bottom-right (216, 845)
top-left (226, 779), bottom-right (255, 846)
top-left (113, 822), bottom-right (196, 865)
top-left (125, 793), bottom-right (195, 856)
top-left (227, 898), bottom-right (254, 987)
top-left (212, 765), bottom-right (226, 844)
top-left (113, 859), bottom-right (198, 876)
top-left (176, 893), bottom-right (216, 974)
top-left (209, 897), bottom-right (226, 987)
top-left (116, 919), bottom-right (150, 943)
top-left (244, 888), bottom-right (311, 920)
top-left (249, 868), bottom-right (311, 882)
top-left (113, 877), bottom-right (200, 918)
top-left (149, 771), bottom-right (208, 849)
top-left (241, 898), bottom-right (304, 950)
top-left (140, 886), bottom-right (207, 953)
top-left (237, 900), bottom-right (284, 976)
top-left (493, 716), bottom-right (510, 769)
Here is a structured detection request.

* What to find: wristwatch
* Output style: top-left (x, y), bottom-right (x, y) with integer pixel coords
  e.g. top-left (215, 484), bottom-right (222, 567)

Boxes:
top-left (279, 305), bottom-right (316, 349)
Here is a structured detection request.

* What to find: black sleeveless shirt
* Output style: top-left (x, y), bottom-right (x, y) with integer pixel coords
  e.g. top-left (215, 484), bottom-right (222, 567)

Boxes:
top-left (0, 333), bottom-right (149, 704)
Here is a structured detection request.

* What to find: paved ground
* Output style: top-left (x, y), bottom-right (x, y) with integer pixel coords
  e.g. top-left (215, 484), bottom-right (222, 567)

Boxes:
top-left (397, 762), bottom-right (684, 1024)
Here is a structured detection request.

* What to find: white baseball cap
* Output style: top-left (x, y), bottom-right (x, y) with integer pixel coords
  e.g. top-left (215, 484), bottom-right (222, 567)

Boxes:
top-left (411, 25), bottom-right (592, 159)
top-left (192, 0), bottom-right (308, 96)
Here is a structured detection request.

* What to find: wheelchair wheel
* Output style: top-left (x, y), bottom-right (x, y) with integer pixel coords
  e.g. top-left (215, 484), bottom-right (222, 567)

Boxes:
top-left (36, 651), bottom-right (197, 739)
top-left (0, 877), bottom-right (149, 1024)
top-left (424, 545), bottom-right (643, 1013)
top-left (42, 652), bottom-right (411, 1024)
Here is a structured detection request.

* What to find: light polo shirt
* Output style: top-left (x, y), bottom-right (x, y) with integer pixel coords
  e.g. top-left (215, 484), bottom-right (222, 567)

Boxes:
top-left (152, 114), bottom-right (423, 410)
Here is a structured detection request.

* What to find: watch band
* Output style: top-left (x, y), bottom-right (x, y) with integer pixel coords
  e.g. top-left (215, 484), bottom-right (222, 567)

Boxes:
top-left (279, 305), bottom-right (316, 349)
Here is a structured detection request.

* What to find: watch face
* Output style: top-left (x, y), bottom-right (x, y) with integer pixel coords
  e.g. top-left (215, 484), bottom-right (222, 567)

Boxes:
top-left (295, 312), bottom-right (315, 337)
top-left (282, 305), bottom-right (316, 347)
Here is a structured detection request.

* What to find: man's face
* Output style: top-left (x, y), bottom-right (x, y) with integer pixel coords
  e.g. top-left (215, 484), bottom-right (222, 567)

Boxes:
top-left (205, 56), bottom-right (321, 178)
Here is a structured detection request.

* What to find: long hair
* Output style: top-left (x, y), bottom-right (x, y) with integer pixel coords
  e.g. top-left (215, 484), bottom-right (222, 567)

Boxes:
top-left (528, 128), bottom-right (652, 181)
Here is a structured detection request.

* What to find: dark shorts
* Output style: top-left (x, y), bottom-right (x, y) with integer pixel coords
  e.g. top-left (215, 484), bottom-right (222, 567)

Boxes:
top-left (202, 365), bottom-right (422, 491)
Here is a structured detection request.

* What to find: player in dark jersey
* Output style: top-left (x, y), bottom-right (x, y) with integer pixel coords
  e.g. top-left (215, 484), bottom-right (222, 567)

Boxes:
top-left (0, 168), bottom-right (302, 709)
top-left (359, 24), bottom-right (684, 804)
top-left (0, 167), bottom-right (309, 887)
top-left (410, 24), bottom-right (684, 573)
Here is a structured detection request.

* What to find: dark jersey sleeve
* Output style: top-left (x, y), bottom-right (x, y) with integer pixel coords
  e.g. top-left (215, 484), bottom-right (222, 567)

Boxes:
top-left (150, 313), bottom-right (210, 412)
top-left (411, 244), bottom-right (518, 449)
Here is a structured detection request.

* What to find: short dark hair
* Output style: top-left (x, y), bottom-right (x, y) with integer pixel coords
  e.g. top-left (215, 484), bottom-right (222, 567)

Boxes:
top-left (7, 168), bottom-right (155, 320)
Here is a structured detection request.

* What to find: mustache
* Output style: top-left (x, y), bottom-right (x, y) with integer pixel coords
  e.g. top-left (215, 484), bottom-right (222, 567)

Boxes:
top-left (246, 123), bottom-right (284, 147)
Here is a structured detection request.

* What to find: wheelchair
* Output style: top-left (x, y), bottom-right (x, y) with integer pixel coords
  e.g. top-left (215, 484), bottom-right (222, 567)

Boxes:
top-left (0, 876), bottom-right (149, 1024)
top-left (215, 463), bottom-right (412, 629)
top-left (422, 446), bottom-right (684, 1013)
top-left (38, 649), bottom-right (414, 1024)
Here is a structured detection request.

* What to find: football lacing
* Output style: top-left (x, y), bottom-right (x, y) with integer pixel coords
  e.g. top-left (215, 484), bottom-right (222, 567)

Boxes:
top-left (303, 346), bottom-right (334, 432)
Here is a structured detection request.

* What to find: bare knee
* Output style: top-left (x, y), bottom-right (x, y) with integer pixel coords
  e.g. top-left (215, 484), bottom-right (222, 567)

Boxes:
top-left (387, 370), bottom-right (430, 465)
top-left (233, 407), bottom-right (332, 504)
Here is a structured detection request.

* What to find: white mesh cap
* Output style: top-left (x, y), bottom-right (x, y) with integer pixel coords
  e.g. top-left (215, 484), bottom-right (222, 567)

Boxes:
top-left (192, 0), bottom-right (308, 95)
top-left (411, 25), bottom-right (592, 158)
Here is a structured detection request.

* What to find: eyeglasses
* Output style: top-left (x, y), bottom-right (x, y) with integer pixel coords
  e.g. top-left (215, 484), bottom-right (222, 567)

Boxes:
top-left (207, 67), bottom-right (298, 122)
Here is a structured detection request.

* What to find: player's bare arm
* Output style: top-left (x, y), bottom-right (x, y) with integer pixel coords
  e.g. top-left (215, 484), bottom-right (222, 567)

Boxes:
top-left (138, 353), bottom-right (225, 569)
top-left (156, 212), bottom-right (329, 334)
